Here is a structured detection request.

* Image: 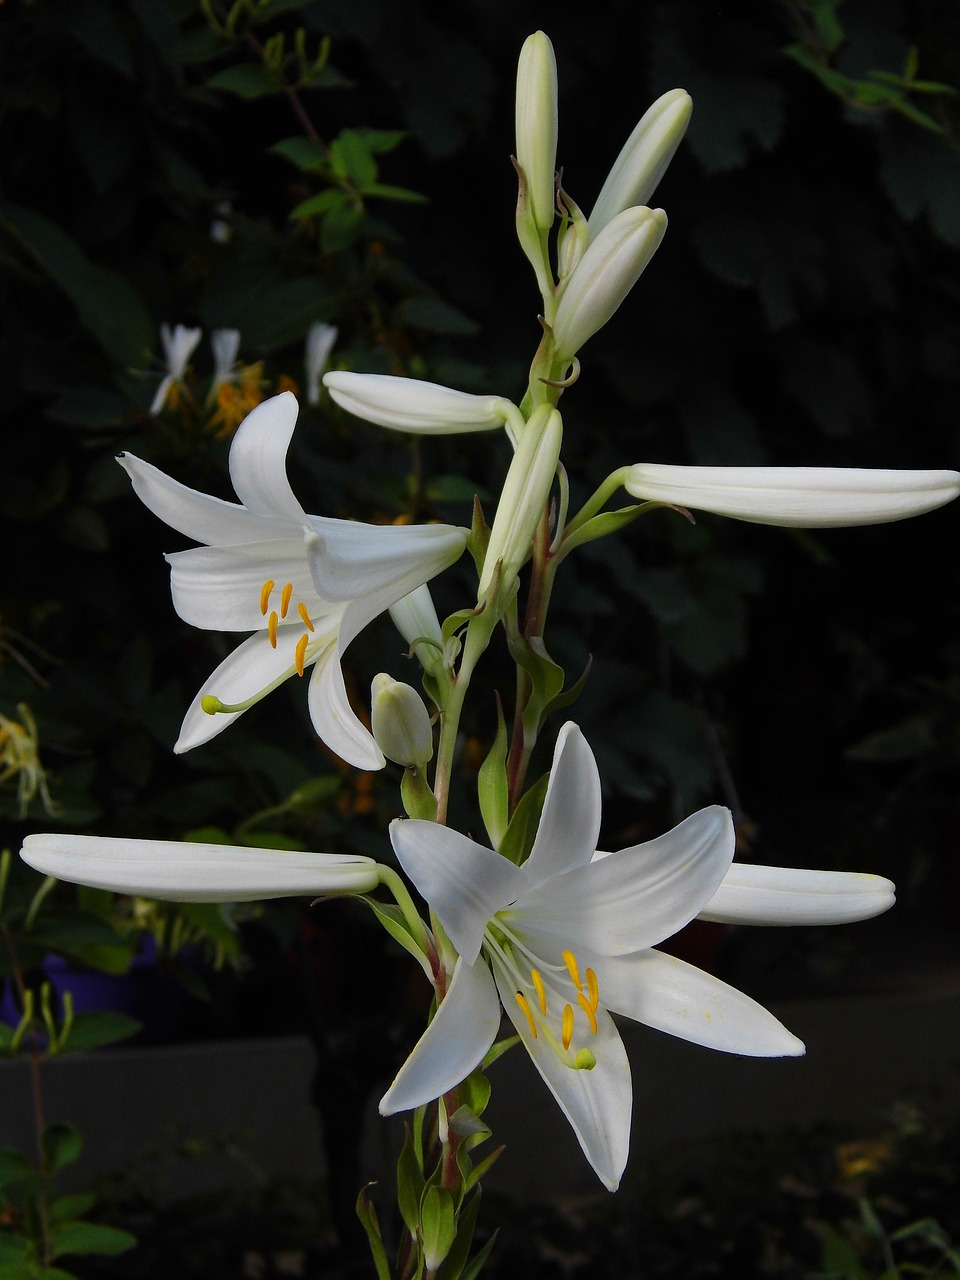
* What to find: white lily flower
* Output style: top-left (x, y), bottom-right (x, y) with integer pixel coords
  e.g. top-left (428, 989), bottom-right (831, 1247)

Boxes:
top-left (20, 833), bottom-right (379, 901)
top-left (304, 322), bottom-right (338, 406)
top-left (380, 722), bottom-right (890, 1191)
top-left (515, 31), bottom-right (559, 233)
top-left (119, 391), bottom-right (468, 769)
top-left (623, 464), bottom-right (960, 527)
top-left (150, 323), bottom-right (202, 415)
top-left (588, 89), bottom-right (693, 238)
top-left (324, 371), bottom-right (522, 437)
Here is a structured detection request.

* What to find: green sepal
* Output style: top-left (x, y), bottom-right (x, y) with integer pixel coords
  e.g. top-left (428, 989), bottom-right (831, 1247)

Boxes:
top-left (499, 773), bottom-right (549, 865)
top-left (401, 767), bottom-right (439, 822)
top-left (363, 899), bottom-right (433, 981)
top-left (397, 1125), bottom-right (425, 1235)
top-left (477, 696), bottom-right (509, 850)
top-left (541, 654), bottom-right (593, 721)
top-left (466, 495), bottom-right (491, 576)
top-left (420, 1186), bottom-right (456, 1273)
top-left (439, 1187), bottom-right (483, 1280)
top-left (450, 1106), bottom-right (490, 1156)
top-left (560, 503), bottom-right (649, 554)
top-left (481, 1035), bottom-right (519, 1069)
top-left (355, 1185), bottom-right (391, 1280)
top-left (508, 634), bottom-right (565, 744)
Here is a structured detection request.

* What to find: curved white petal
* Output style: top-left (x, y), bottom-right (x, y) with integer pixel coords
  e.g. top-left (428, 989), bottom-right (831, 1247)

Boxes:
top-left (389, 819), bottom-right (527, 963)
top-left (595, 948), bottom-right (804, 1057)
top-left (700, 864), bottom-right (896, 925)
top-left (624, 464), bottom-right (960, 528)
top-left (379, 957), bottom-right (501, 1115)
top-left (324, 371), bottom-right (510, 434)
top-left (306, 640), bottom-right (385, 771)
top-left (524, 723), bottom-right (602, 886)
top-left (119, 454), bottom-right (292, 547)
top-left (228, 392), bottom-right (309, 524)
top-left (491, 959), bottom-right (632, 1191)
top-left (512, 806), bottom-right (735, 958)
top-left (20, 834), bottom-right (378, 901)
top-left (305, 521), bottom-right (467, 605)
top-left (166, 540), bottom-right (330, 631)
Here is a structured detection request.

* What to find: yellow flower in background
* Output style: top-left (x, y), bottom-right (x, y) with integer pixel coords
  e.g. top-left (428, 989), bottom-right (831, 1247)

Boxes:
top-left (0, 703), bottom-right (58, 818)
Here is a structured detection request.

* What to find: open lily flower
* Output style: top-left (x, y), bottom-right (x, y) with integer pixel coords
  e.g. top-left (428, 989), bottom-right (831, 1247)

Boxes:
top-left (624, 464), bottom-right (960, 527)
top-left (20, 833), bottom-right (379, 901)
top-left (120, 392), bottom-right (468, 769)
top-left (381, 723), bottom-right (893, 1190)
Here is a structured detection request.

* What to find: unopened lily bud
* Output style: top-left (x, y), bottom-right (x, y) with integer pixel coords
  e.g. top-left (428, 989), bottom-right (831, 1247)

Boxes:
top-left (479, 405), bottom-right (563, 599)
top-left (388, 585), bottom-right (445, 678)
top-left (623, 463), bottom-right (960, 527)
top-left (552, 206), bottom-right (667, 360)
top-left (371, 674), bottom-right (434, 768)
top-left (515, 31), bottom-right (559, 233)
top-left (588, 89), bottom-right (692, 238)
top-left (324, 371), bottom-right (516, 435)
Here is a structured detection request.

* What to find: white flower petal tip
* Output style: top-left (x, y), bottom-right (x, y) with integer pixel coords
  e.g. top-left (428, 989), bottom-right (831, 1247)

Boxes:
top-left (588, 88), bottom-right (693, 238)
top-left (323, 371), bottom-right (513, 434)
top-left (624, 465), bottom-right (960, 528)
top-left (701, 865), bottom-right (897, 926)
top-left (20, 834), bottom-right (379, 902)
top-left (304, 322), bottom-right (338, 405)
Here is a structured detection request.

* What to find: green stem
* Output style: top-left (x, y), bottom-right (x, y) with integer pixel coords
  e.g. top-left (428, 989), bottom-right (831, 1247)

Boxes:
top-left (563, 465), bottom-right (631, 540)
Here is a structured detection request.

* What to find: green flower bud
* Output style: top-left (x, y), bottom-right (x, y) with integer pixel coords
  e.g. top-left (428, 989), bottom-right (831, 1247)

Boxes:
top-left (371, 674), bottom-right (434, 768)
top-left (515, 31), bottom-right (559, 233)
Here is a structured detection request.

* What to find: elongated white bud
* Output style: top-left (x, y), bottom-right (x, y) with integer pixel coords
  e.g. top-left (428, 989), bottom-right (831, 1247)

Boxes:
top-left (623, 463), bottom-right (960, 527)
top-left (389, 586), bottom-right (445, 679)
top-left (20, 834), bottom-right (380, 901)
top-left (515, 31), bottom-right (559, 233)
top-left (324, 371), bottom-right (516, 435)
top-left (371, 673), bottom-right (434, 768)
top-left (588, 89), bottom-right (692, 238)
top-left (552, 207), bottom-right (667, 360)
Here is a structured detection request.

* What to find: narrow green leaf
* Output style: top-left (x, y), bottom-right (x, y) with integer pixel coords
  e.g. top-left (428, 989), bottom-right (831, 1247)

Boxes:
top-left (481, 1035), bottom-right (519, 1069)
top-left (289, 189), bottom-right (344, 221)
top-left (420, 1186), bottom-right (456, 1273)
top-left (60, 1011), bottom-right (141, 1053)
top-left (355, 1185), bottom-right (391, 1280)
top-left (354, 128), bottom-right (409, 154)
top-left (49, 1194), bottom-right (97, 1223)
top-left (442, 1187), bottom-right (482, 1280)
top-left (364, 899), bottom-right (433, 980)
top-left (50, 1221), bottom-right (136, 1259)
top-left (271, 137), bottom-right (329, 172)
top-left (365, 182), bottom-right (428, 204)
top-left (330, 129), bottom-right (377, 190)
top-left (397, 1126), bottom-right (424, 1234)
top-left (459, 1228), bottom-right (499, 1280)
top-left (207, 64), bottom-right (280, 100)
top-left (462, 1144), bottom-right (505, 1193)
top-left (477, 698), bottom-right (509, 850)
top-left (499, 772), bottom-right (549, 866)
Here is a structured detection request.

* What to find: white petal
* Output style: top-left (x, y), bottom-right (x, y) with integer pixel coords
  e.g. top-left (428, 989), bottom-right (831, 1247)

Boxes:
top-left (389, 819), bottom-right (527, 963)
top-left (305, 520), bottom-right (467, 604)
top-left (149, 374), bottom-right (174, 416)
top-left (305, 323), bottom-right (338, 405)
top-left (523, 723), bottom-right (602, 886)
top-left (306, 641), bottom-right (385, 771)
top-left (211, 328), bottom-right (241, 381)
top-left (228, 392), bottom-right (309, 524)
top-left (163, 324), bottom-right (202, 376)
top-left (624, 464), bottom-right (960, 527)
top-left (20, 834), bottom-right (378, 901)
top-left (119, 454), bottom-right (292, 547)
top-left (166, 540), bottom-right (331, 631)
top-left (324, 371), bottom-right (510, 434)
top-left (700, 863), bottom-right (896, 925)
top-left (379, 957), bottom-right (501, 1115)
top-left (512, 806), bottom-right (735, 957)
top-left (491, 958), bottom-right (632, 1191)
top-left (595, 948), bottom-right (804, 1056)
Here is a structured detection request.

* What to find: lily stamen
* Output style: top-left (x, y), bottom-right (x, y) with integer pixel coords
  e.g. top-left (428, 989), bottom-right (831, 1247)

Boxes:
top-left (561, 1004), bottom-right (575, 1051)
top-left (562, 948), bottom-right (583, 991)
top-left (531, 967), bottom-right (548, 1015)
top-left (295, 633), bottom-right (309, 677)
top-left (267, 611), bottom-right (279, 647)
top-left (298, 602), bottom-right (315, 632)
top-left (259, 579), bottom-right (274, 615)
top-left (280, 582), bottom-right (293, 618)
top-left (577, 991), bottom-right (599, 1034)
top-left (586, 967), bottom-right (599, 1012)
top-left (516, 992), bottom-right (538, 1038)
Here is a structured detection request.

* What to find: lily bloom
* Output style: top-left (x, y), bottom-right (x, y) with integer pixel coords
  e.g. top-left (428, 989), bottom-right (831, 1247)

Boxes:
top-left (380, 723), bottom-right (895, 1190)
top-left (120, 392), bottom-right (467, 768)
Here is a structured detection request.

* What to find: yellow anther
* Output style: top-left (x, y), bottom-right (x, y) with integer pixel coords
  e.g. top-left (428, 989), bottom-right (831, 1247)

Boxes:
top-left (585, 967), bottom-right (599, 1012)
top-left (295, 633), bottom-right (309, 677)
top-left (298, 602), bottom-right (315, 632)
top-left (577, 991), bottom-right (598, 1036)
top-left (562, 949), bottom-right (583, 992)
top-left (280, 582), bottom-right (293, 618)
top-left (515, 992), bottom-right (538, 1039)
top-left (530, 968), bottom-right (547, 1016)
top-left (561, 1003), bottom-right (575, 1052)
top-left (259, 579), bottom-right (275, 615)
top-left (267, 611), bottom-right (279, 648)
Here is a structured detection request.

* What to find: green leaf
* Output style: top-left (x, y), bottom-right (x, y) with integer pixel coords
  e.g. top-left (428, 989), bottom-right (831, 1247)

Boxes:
top-left (354, 128), bottom-right (409, 154)
top-left (64, 0), bottom-right (135, 79)
top-left (420, 1186), bottom-right (455, 1272)
top-left (329, 129), bottom-right (378, 190)
top-left (396, 1126), bottom-right (424, 1234)
top-left (206, 64), bottom-right (280, 100)
top-left (49, 1194), bottom-right (97, 1224)
top-left (810, 0), bottom-right (845, 54)
top-left (457, 1068), bottom-right (491, 1121)
top-left (271, 137), bottom-right (329, 172)
top-left (499, 772), bottom-right (549, 866)
top-left (355, 1185), bottom-right (391, 1280)
top-left (365, 183), bottom-right (428, 204)
top-left (41, 1125), bottom-right (82, 1175)
top-left (442, 1188), bottom-right (482, 1280)
top-left (288, 188), bottom-right (344, 221)
top-left (459, 1228), bottom-right (500, 1280)
top-left (461, 1143), bottom-right (505, 1193)
top-left (477, 698), bottom-right (509, 850)
top-left (0, 1148), bottom-right (32, 1191)
top-left (481, 1036), bottom-right (519, 1069)
top-left (364, 899), bottom-right (433, 980)
top-left (60, 1011), bottom-right (141, 1053)
top-left (322, 201), bottom-right (364, 253)
top-left (50, 1222), bottom-right (136, 1259)
top-left (0, 203), bottom-right (154, 367)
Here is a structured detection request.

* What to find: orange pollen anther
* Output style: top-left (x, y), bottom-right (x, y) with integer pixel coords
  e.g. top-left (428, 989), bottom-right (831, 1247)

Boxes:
top-left (585, 967), bottom-right (599, 1012)
top-left (577, 991), bottom-right (599, 1035)
top-left (561, 1004), bottom-right (575, 1052)
top-left (267, 611), bottom-right (279, 647)
top-left (297, 602), bottom-right (315, 632)
top-left (562, 949), bottom-right (583, 992)
top-left (530, 968), bottom-right (547, 1016)
top-left (280, 582), bottom-right (293, 618)
top-left (259, 580), bottom-right (275, 615)
top-left (295, 633), bottom-right (309, 677)
top-left (515, 992), bottom-right (538, 1039)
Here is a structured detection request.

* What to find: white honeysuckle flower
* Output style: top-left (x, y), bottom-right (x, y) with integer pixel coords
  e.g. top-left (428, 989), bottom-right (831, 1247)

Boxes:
top-left (370, 673), bottom-right (434, 768)
top-left (623, 464), bottom-right (960, 527)
top-left (304, 322), bottom-right (338, 406)
top-left (515, 30), bottom-right (559, 233)
top-left (588, 89), bottom-right (693, 239)
top-left (552, 206), bottom-right (667, 361)
top-left (208, 328), bottom-right (242, 405)
top-left (379, 722), bottom-right (890, 1191)
top-left (119, 391), bottom-right (468, 769)
top-left (324, 371), bottom-right (524, 438)
top-left (150, 323), bottom-right (202, 415)
top-left (20, 833), bottom-right (380, 902)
